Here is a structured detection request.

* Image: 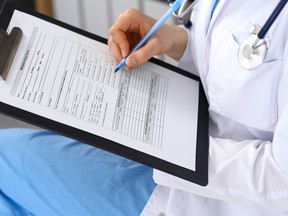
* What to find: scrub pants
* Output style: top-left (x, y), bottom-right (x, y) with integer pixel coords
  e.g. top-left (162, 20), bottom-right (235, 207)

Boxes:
top-left (0, 128), bottom-right (155, 216)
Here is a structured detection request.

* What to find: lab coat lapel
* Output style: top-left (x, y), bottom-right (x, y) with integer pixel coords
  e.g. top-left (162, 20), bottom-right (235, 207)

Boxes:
top-left (206, 0), bottom-right (228, 37)
top-left (191, 0), bottom-right (218, 94)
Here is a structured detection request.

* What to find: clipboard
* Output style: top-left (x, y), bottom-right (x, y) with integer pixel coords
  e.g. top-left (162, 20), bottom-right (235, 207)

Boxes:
top-left (0, 1), bottom-right (209, 186)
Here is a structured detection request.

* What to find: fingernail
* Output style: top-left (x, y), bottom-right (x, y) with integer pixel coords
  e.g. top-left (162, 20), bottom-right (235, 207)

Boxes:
top-left (126, 58), bottom-right (137, 67)
top-left (124, 66), bottom-right (131, 71)
top-left (121, 49), bottom-right (125, 57)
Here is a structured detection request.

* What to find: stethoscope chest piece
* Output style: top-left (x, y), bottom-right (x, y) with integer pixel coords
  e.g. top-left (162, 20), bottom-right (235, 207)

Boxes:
top-left (238, 34), bottom-right (267, 70)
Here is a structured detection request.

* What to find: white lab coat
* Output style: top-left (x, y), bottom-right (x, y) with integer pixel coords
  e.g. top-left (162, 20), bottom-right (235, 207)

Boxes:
top-left (142, 0), bottom-right (288, 215)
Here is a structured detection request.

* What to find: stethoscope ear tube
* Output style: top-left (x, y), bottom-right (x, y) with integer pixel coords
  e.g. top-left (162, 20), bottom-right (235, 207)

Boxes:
top-left (167, 0), bottom-right (197, 28)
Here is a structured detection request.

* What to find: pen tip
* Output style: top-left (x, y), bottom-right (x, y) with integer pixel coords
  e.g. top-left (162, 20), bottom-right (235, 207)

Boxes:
top-left (114, 58), bottom-right (126, 73)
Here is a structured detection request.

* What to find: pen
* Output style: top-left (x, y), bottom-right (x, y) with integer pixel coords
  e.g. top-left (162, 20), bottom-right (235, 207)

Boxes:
top-left (252, 0), bottom-right (288, 48)
top-left (114, 0), bottom-right (184, 72)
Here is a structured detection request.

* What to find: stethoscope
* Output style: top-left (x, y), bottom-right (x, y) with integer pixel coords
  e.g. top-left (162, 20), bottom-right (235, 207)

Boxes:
top-left (167, 0), bottom-right (198, 28)
top-left (168, 0), bottom-right (288, 70)
top-left (238, 0), bottom-right (288, 70)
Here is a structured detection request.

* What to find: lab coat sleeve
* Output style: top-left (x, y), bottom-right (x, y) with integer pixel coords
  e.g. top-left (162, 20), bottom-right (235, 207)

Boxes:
top-left (177, 26), bottom-right (199, 76)
top-left (154, 135), bottom-right (288, 213)
top-left (208, 136), bottom-right (288, 213)
top-left (154, 39), bottom-right (288, 214)
top-left (200, 49), bottom-right (288, 213)
top-left (272, 52), bottom-right (288, 174)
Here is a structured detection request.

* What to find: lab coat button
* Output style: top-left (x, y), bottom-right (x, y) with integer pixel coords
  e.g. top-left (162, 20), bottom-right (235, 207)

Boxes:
top-left (159, 212), bottom-right (166, 216)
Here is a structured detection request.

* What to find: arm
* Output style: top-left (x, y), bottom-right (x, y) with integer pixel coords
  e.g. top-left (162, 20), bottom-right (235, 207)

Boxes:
top-left (154, 65), bottom-right (288, 213)
top-left (202, 48), bottom-right (288, 213)
top-left (153, 32), bottom-right (288, 214)
top-left (108, 8), bottom-right (188, 70)
top-left (154, 130), bottom-right (288, 213)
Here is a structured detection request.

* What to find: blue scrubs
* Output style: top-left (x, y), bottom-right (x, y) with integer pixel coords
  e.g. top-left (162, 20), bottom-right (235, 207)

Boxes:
top-left (0, 128), bottom-right (155, 215)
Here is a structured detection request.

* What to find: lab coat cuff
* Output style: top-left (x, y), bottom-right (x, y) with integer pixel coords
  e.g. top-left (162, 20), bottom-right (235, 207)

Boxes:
top-left (177, 25), bottom-right (197, 75)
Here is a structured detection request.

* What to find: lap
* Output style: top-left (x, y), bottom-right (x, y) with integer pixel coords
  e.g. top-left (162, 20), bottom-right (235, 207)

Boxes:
top-left (0, 128), bottom-right (155, 216)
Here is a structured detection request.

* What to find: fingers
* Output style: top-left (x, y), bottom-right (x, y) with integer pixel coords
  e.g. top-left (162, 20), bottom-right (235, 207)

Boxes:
top-left (108, 8), bottom-right (180, 71)
top-left (108, 34), bottom-right (132, 71)
top-left (126, 37), bottom-right (162, 69)
top-left (108, 36), bottom-right (124, 63)
top-left (108, 9), bottom-right (157, 70)
top-left (109, 27), bottom-right (130, 56)
top-left (108, 9), bottom-right (140, 61)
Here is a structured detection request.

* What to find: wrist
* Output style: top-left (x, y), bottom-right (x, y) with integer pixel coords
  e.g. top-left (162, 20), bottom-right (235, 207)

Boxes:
top-left (166, 25), bottom-right (189, 61)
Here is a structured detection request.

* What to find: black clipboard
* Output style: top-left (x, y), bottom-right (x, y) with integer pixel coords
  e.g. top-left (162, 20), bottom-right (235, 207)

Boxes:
top-left (0, 1), bottom-right (209, 186)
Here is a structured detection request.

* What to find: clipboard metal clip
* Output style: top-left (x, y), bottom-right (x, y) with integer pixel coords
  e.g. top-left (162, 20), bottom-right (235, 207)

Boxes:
top-left (0, 27), bottom-right (23, 80)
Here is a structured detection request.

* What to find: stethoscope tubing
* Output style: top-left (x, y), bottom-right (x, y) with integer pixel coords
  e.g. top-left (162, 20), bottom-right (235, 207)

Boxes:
top-left (169, 0), bottom-right (288, 70)
top-left (171, 0), bottom-right (198, 19)
top-left (257, 0), bottom-right (288, 39)
top-left (240, 0), bottom-right (288, 70)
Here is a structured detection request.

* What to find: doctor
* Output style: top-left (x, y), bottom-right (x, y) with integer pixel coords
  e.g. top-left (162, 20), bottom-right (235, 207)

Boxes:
top-left (0, 0), bottom-right (288, 215)
top-left (108, 0), bottom-right (288, 215)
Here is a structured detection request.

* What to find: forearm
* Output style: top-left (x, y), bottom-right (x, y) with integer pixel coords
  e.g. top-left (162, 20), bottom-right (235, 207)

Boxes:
top-left (207, 137), bottom-right (288, 212)
top-left (164, 24), bottom-right (189, 61)
top-left (154, 137), bottom-right (288, 213)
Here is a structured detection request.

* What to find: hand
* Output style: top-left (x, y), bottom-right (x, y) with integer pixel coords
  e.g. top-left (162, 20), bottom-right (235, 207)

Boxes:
top-left (108, 8), bottom-right (188, 70)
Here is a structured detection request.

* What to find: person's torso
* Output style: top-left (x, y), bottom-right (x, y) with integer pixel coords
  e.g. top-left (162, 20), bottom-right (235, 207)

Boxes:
top-left (147, 1), bottom-right (288, 215)
top-left (190, 0), bottom-right (287, 141)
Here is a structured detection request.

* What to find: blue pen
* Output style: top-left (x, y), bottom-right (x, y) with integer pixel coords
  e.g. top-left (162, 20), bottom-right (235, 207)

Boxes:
top-left (114, 0), bottom-right (184, 72)
top-left (253, 0), bottom-right (288, 48)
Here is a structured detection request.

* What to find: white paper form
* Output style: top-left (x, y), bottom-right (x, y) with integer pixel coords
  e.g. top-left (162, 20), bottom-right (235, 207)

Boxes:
top-left (0, 10), bottom-right (199, 170)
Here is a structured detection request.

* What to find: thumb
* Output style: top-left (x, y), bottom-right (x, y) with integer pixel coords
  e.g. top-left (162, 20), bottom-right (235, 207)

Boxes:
top-left (126, 39), bottom-right (161, 69)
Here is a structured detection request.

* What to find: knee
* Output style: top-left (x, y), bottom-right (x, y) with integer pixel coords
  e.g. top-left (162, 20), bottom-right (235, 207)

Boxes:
top-left (0, 128), bottom-right (47, 154)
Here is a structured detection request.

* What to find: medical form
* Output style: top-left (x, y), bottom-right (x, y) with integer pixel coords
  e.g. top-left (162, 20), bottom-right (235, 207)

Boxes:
top-left (0, 4), bottom-right (208, 185)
